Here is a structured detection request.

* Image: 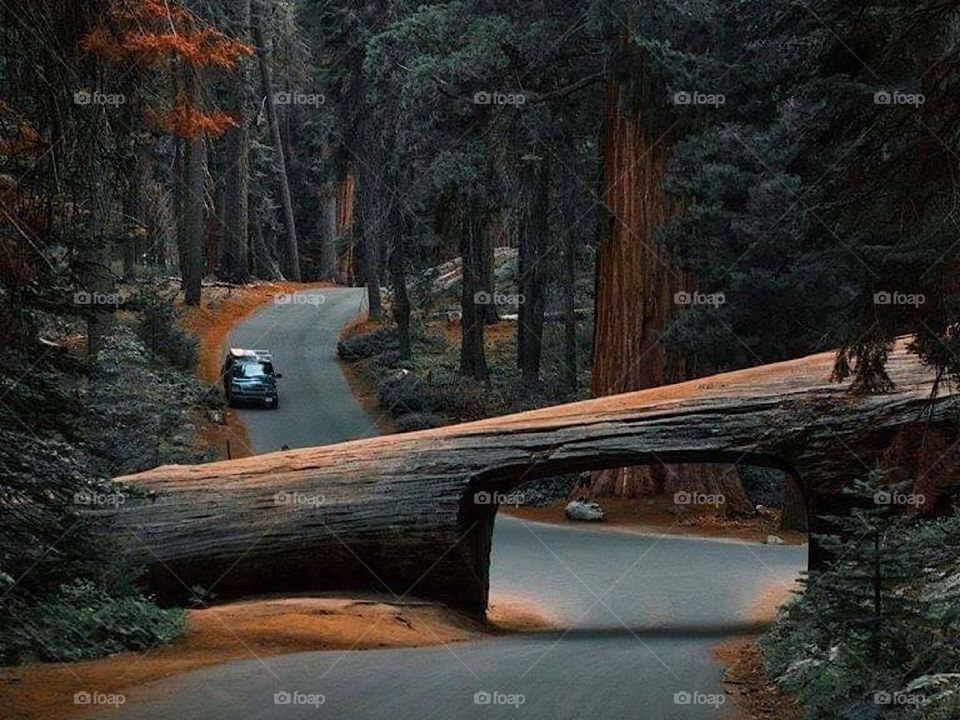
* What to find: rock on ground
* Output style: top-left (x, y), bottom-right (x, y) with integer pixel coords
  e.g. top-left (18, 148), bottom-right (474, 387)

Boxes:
top-left (565, 500), bottom-right (606, 522)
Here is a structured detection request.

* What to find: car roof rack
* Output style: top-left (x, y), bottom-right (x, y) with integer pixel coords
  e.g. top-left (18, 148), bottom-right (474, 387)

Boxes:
top-left (229, 347), bottom-right (273, 361)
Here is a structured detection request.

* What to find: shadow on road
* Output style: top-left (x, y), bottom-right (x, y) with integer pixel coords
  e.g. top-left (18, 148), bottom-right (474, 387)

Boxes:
top-left (509, 620), bottom-right (773, 642)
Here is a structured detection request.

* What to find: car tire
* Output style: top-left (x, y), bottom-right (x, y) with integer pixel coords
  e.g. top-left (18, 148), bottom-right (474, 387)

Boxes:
top-left (268, 397), bottom-right (279, 410)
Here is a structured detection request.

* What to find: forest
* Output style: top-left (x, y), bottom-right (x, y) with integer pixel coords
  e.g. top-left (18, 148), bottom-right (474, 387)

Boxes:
top-left (2, 1), bottom-right (960, 719)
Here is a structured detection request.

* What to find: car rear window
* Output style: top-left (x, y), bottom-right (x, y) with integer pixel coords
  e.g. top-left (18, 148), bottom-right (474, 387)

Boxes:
top-left (235, 361), bottom-right (273, 377)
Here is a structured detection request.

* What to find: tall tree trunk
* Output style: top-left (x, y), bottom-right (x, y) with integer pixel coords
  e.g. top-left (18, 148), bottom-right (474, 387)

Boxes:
top-left (177, 72), bottom-right (204, 307)
top-left (251, 204), bottom-right (284, 281)
top-left (588, 52), bottom-right (687, 497)
top-left (145, 154), bottom-right (167, 268)
top-left (354, 127), bottom-right (383, 319)
top-left (204, 138), bottom-right (219, 275)
top-left (517, 154), bottom-right (550, 387)
top-left (253, 4), bottom-right (301, 282)
top-left (337, 171), bottom-right (357, 283)
top-left (221, 0), bottom-right (252, 283)
top-left (388, 201), bottom-right (411, 360)
top-left (180, 134), bottom-right (205, 305)
top-left (480, 225), bottom-right (498, 324)
top-left (122, 142), bottom-right (148, 280)
top-left (561, 216), bottom-right (578, 391)
top-left (460, 200), bottom-right (489, 381)
top-left (355, 203), bottom-right (382, 320)
top-left (591, 79), bottom-right (680, 398)
top-left (83, 114), bottom-right (111, 356)
top-left (319, 185), bottom-right (338, 282)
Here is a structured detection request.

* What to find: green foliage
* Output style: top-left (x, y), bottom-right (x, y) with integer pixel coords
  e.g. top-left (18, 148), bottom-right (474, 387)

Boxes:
top-left (0, 319), bottom-right (213, 666)
top-left (0, 427), bottom-right (184, 667)
top-left (661, 0), bottom-right (960, 386)
top-left (337, 327), bottom-right (399, 361)
top-left (138, 297), bottom-right (198, 372)
top-left (0, 581), bottom-right (185, 665)
top-left (761, 472), bottom-right (960, 719)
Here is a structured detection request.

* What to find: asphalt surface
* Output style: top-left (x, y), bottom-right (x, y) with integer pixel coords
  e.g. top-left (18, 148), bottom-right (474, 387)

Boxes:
top-left (226, 287), bottom-right (379, 454)
top-left (104, 286), bottom-right (806, 719)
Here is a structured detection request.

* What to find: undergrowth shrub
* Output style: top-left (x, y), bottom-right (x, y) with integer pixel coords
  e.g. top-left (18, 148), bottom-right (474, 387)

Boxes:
top-left (139, 298), bottom-right (197, 371)
top-left (760, 472), bottom-right (960, 719)
top-left (0, 581), bottom-right (185, 665)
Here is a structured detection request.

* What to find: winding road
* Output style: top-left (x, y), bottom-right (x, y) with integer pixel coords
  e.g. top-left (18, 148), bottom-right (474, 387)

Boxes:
top-left (106, 287), bottom-right (805, 719)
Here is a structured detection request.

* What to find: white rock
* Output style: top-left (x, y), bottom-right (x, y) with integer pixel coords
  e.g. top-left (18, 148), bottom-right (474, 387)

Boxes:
top-left (765, 534), bottom-right (785, 545)
top-left (565, 500), bottom-right (605, 522)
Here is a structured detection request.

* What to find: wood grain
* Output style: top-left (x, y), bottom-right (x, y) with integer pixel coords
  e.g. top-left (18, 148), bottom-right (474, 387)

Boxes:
top-left (108, 339), bottom-right (959, 614)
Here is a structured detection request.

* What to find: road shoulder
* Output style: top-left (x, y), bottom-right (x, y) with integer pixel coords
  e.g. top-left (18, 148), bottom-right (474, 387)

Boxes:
top-left (3, 595), bottom-right (552, 720)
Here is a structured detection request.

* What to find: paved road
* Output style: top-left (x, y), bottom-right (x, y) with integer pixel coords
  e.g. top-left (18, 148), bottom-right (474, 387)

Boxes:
top-left (105, 287), bottom-right (805, 719)
top-left (227, 287), bottom-right (379, 454)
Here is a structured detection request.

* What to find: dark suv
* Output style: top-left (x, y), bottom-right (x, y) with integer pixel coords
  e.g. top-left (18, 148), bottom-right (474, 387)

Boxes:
top-left (222, 348), bottom-right (282, 409)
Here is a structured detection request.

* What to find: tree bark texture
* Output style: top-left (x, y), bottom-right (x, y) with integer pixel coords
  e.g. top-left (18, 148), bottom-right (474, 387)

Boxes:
top-left (388, 199), bottom-right (412, 359)
top-left (108, 340), bottom-right (959, 616)
top-left (221, 0), bottom-right (252, 284)
top-left (253, 6), bottom-right (301, 282)
top-left (589, 74), bottom-right (726, 501)
top-left (517, 155), bottom-right (550, 387)
top-left (460, 200), bottom-right (489, 381)
top-left (176, 72), bottom-right (205, 307)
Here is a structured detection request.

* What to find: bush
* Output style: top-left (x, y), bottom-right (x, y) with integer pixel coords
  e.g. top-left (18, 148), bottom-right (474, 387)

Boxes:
top-left (337, 328), bottom-right (398, 361)
top-left (0, 581), bottom-right (185, 665)
top-left (760, 475), bottom-right (960, 719)
top-left (377, 372), bottom-right (435, 415)
top-left (139, 300), bottom-right (197, 371)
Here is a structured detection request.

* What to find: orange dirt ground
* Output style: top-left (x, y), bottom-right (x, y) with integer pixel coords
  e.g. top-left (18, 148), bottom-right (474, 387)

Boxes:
top-left (712, 580), bottom-right (803, 720)
top-left (504, 497), bottom-right (807, 546)
top-left (1, 594), bottom-right (552, 720)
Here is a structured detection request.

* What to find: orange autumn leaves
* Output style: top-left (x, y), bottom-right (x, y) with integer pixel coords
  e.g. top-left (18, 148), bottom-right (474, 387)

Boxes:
top-left (81, 0), bottom-right (253, 139)
top-left (151, 103), bottom-right (239, 141)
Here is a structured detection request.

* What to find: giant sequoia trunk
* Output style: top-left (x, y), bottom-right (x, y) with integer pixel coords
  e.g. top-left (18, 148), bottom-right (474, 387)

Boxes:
top-left (336, 172), bottom-right (357, 283)
top-left (317, 175), bottom-right (357, 284)
top-left (588, 58), bottom-right (743, 507)
top-left (592, 81), bottom-right (680, 397)
top-left (589, 68), bottom-right (686, 498)
top-left (107, 340), bottom-right (959, 616)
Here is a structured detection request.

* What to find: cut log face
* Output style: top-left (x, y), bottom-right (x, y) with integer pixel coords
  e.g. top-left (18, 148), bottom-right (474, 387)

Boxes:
top-left (109, 340), bottom-right (959, 615)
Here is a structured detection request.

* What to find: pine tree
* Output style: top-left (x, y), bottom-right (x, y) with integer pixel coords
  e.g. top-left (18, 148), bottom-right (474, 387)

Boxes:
top-left (801, 471), bottom-right (945, 677)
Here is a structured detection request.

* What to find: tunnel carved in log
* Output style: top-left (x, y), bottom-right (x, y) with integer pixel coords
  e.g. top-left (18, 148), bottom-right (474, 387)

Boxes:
top-left (108, 339), bottom-right (959, 616)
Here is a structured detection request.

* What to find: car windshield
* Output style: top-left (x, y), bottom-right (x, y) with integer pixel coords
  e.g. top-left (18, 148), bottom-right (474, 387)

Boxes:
top-left (236, 361), bottom-right (272, 378)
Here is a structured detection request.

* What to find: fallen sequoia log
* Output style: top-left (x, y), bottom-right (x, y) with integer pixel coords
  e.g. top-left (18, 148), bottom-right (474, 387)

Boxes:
top-left (108, 339), bottom-right (959, 615)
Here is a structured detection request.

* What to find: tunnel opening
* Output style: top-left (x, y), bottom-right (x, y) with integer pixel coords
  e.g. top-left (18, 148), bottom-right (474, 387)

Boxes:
top-left (457, 454), bottom-right (810, 623)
